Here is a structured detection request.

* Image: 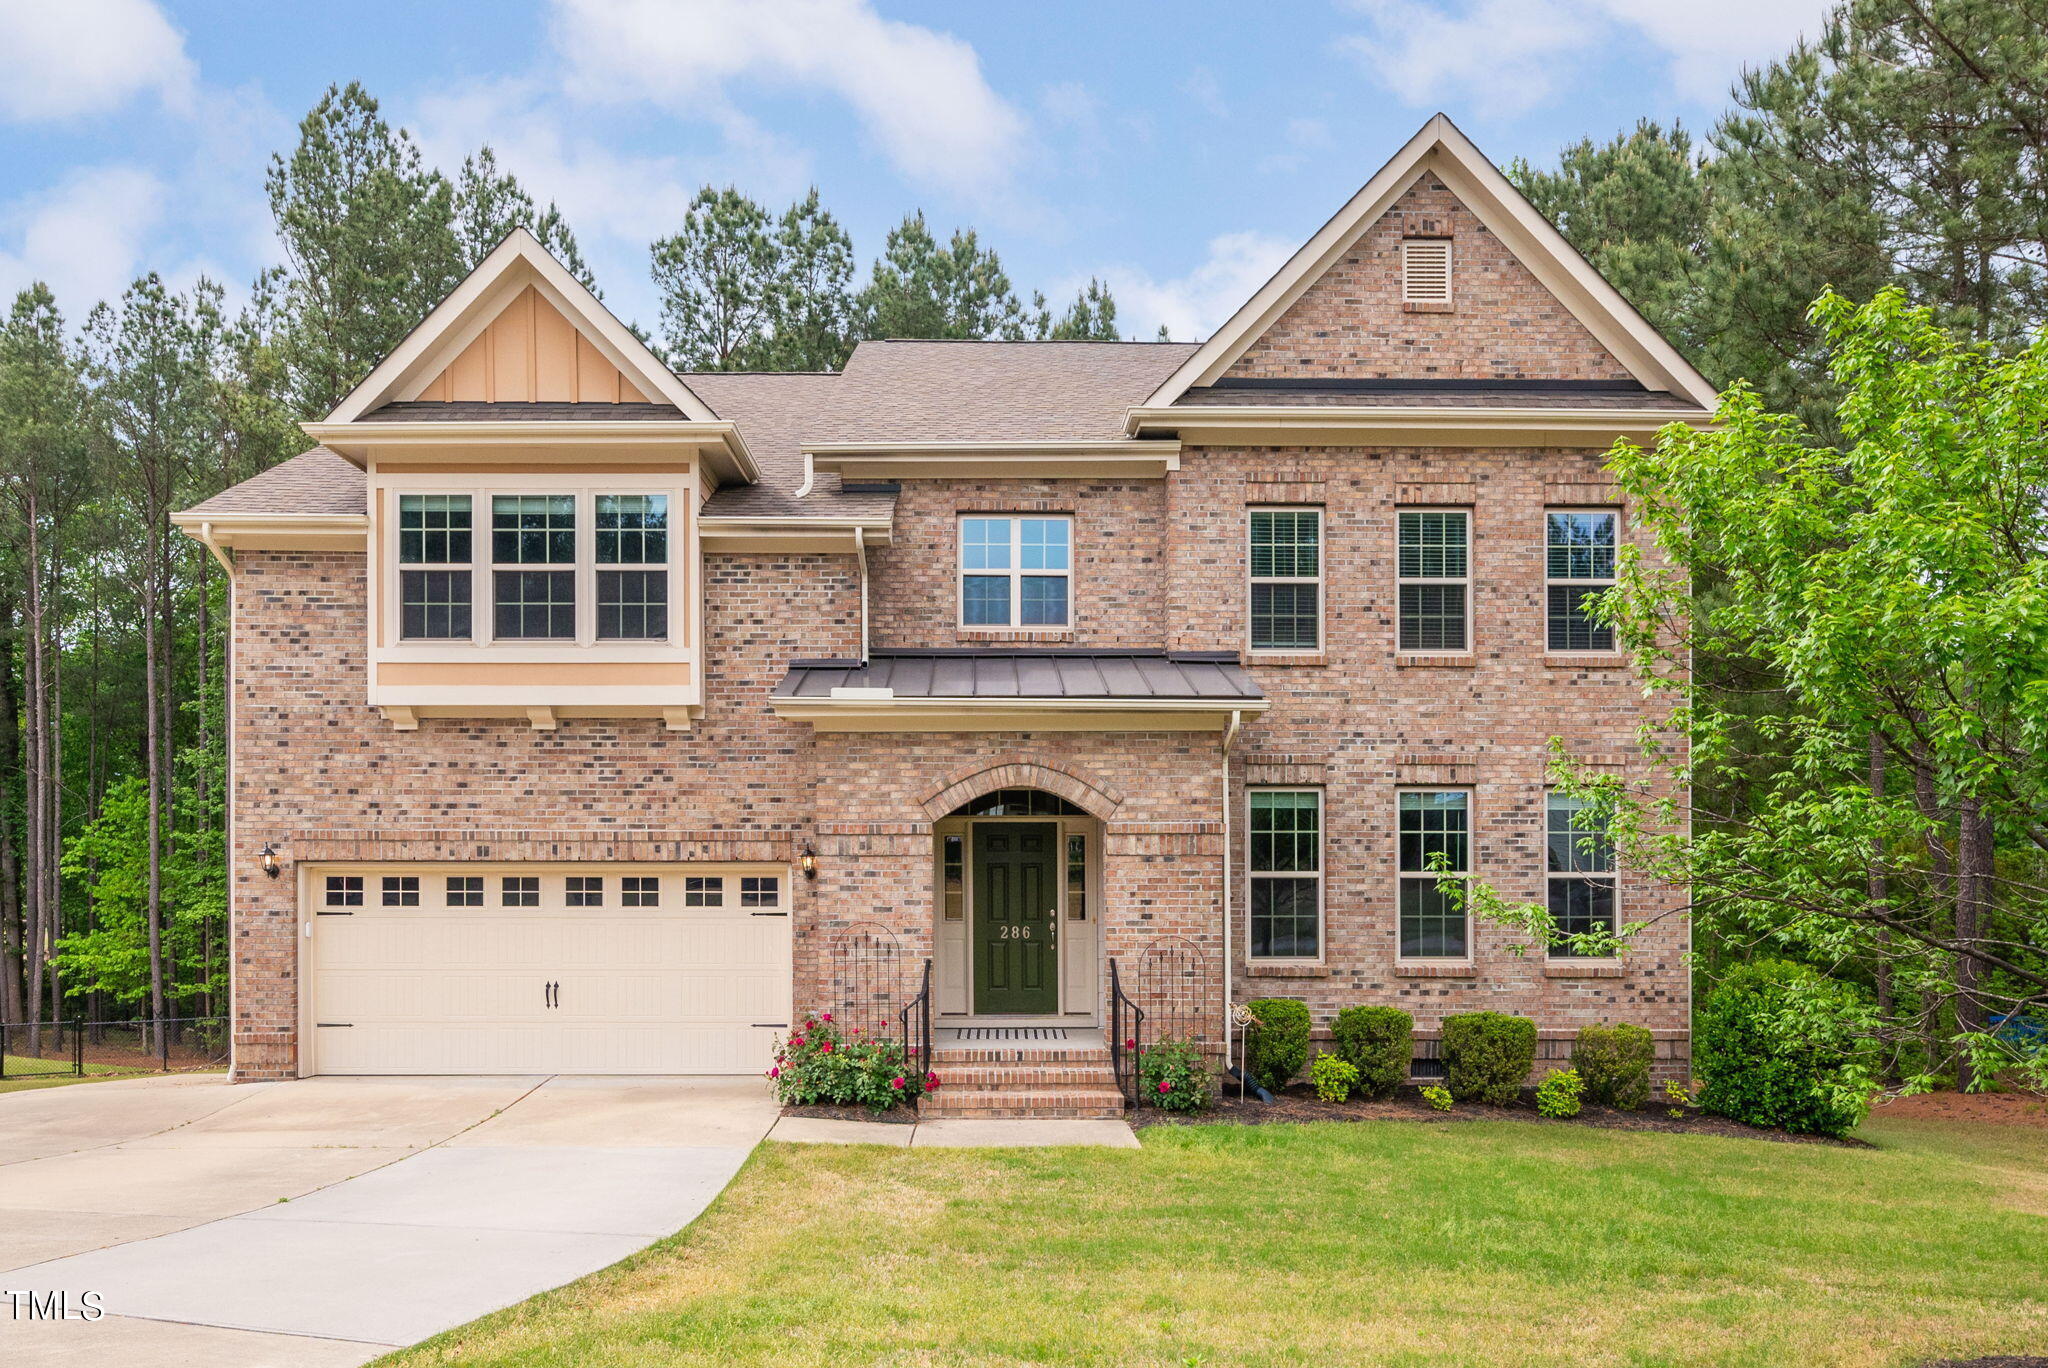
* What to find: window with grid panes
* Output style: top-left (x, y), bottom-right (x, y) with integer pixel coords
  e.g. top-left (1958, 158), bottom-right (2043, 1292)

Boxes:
top-left (596, 494), bottom-right (669, 640)
top-left (740, 876), bottom-right (779, 907)
top-left (621, 875), bottom-right (659, 907)
top-left (492, 495), bottom-right (576, 639)
top-left (1249, 508), bottom-right (1321, 651)
top-left (1546, 793), bottom-right (1617, 955)
top-left (324, 876), bottom-right (363, 907)
top-left (1249, 790), bottom-right (1321, 958)
top-left (381, 875), bottom-right (419, 907)
top-left (501, 876), bottom-right (539, 907)
top-left (566, 876), bottom-right (603, 907)
top-left (1397, 510), bottom-right (1469, 651)
top-left (684, 876), bottom-right (723, 907)
top-left (1545, 511), bottom-right (1617, 651)
top-left (398, 494), bottom-right (472, 640)
top-left (959, 516), bottom-right (1071, 627)
top-left (445, 876), bottom-right (483, 907)
top-left (1398, 791), bottom-right (1469, 957)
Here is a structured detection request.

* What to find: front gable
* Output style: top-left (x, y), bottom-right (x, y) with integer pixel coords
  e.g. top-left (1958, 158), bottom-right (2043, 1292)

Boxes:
top-left (413, 285), bottom-right (656, 405)
top-left (1222, 171), bottom-right (1632, 384)
top-left (1146, 114), bottom-right (1716, 409)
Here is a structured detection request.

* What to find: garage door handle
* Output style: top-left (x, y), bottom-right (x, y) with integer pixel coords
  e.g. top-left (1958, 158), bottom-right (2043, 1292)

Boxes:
top-left (544, 980), bottom-right (557, 1009)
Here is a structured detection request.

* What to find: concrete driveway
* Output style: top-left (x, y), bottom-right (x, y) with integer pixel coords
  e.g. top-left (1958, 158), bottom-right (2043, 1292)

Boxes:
top-left (1, 1072), bottom-right (777, 1367)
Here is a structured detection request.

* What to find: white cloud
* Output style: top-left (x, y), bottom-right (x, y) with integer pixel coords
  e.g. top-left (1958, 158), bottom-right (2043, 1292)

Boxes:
top-left (0, 166), bottom-right (168, 314)
top-left (1335, 0), bottom-right (1833, 117)
top-left (548, 0), bottom-right (1026, 199)
top-left (0, 0), bottom-right (195, 122)
top-left (1087, 231), bottom-right (1295, 342)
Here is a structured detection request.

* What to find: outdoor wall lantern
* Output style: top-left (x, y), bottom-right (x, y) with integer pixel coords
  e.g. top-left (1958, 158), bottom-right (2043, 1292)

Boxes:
top-left (259, 843), bottom-right (281, 879)
top-left (800, 843), bottom-right (818, 881)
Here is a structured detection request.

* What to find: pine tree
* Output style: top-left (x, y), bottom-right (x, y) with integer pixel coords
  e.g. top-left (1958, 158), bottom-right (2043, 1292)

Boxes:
top-left (453, 145), bottom-right (597, 291)
top-left (1044, 278), bottom-right (1120, 340)
top-left (260, 82), bottom-right (462, 415)
top-left (857, 212), bottom-right (1034, 340)
top-left (651, 187), bottom-right (782, 370)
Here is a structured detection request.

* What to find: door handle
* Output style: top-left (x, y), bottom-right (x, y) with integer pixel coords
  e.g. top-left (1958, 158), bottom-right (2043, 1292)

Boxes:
top-left (545, 980), bottom-right (558, 1009)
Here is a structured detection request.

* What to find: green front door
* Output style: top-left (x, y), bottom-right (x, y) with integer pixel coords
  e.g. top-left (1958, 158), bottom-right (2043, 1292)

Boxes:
top-left (972, 823), bottom-right (1060, 1014)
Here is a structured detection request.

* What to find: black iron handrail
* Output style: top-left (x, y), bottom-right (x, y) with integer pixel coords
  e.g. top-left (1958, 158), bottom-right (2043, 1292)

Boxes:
top-left (899, 959), bottom-right (932, 1106)
top-left (1108, 958), bottom-right (1144, 1109)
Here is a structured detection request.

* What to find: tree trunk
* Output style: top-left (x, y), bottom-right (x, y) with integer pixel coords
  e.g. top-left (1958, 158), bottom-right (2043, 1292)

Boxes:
top-left (144, 554), bottom-right (167, 1047)
top-left (1867, 733), bottom-right (1894, 1077)
top-left (0, 618), bottom-right (22, 1025)
top-left (1953, 796), bottom-right (1991, 1093)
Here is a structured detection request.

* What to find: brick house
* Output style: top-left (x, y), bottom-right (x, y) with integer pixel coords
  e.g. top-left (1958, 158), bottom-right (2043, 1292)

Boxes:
top-left (175, 115), bottom-right (1710, 1112)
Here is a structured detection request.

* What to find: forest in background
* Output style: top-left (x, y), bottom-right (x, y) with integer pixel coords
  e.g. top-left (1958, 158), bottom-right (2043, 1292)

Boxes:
top-left (1, 1), bottom-right (2044, 1081)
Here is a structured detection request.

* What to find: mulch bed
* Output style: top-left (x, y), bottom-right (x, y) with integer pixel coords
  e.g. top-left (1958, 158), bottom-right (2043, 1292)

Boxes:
top-left (1130, 1083), bottom-right (1865, 1146)
top-left (780, 1102), bottom-right (917, 1124)
top-left (1871, 1090), bottom-right (2048, 1129)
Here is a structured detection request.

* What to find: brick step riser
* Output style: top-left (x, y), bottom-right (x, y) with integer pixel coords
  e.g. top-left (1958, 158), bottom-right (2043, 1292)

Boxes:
top-left (922, 1105), bottom-right (1129, 1120)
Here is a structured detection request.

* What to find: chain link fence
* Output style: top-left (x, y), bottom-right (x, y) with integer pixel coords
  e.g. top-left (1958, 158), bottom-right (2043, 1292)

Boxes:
top-left (1, 1017), bottom-right (230, 1081)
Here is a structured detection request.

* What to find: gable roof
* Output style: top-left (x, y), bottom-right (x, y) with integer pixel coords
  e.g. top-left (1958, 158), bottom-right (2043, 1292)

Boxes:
top-left (325, 229), bottom-right (718, 424)
top-left (178, 446), bottom-right (365, 517)
top-left (1141, 113), bottom-right (1717, 411)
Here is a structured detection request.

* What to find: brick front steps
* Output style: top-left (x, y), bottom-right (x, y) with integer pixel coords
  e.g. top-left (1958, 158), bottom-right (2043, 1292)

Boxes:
top-left (922, 1036), bottom-right (1128, 1120)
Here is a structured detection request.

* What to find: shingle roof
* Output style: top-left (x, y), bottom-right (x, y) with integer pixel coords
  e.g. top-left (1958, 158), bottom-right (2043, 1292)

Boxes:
top-left (773, 649), bottom-right (1262, 702)
top-left (814, 340), bottom-right (1199, 443)
top-left (178, 447), bottom-right (366, 517)
top-left (679, 372), bottom-right (888, 521)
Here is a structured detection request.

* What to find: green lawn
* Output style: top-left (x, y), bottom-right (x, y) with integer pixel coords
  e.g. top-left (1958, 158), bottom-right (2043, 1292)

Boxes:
top-left (381, 1114), bottom-right (2047, 1368)
top-left (0, 1056), bottom-right (173, 1094)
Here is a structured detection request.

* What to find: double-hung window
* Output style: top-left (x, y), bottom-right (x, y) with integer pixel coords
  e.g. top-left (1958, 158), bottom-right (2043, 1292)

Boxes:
top-left (1248, 789), bottom-right (1321, 959)
top-left (492, 495), bottom-right (577, 639)
top-left (960, 515), bottom-right (1071, 628)
top-left (1249, 508), bottom-right (1321, 652)
top-left (1546, 511), bottom-right (1617, 651)
top-left (398, 495), bottom-right (473, 640)
top-left (1546, 794), bottom-right (1616, 955)
top-left (1398, 510), bottom-right (1469, 651)
top-left (596, 495), bottom-right (669, 640)
top-left (1398, 790), bottom-right (1469, 958)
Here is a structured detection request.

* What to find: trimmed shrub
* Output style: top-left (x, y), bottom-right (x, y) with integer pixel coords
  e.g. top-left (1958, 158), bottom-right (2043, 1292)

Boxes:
top-left (1440, 1011), bottom-right (1537, 1105)
top-left (1695, 960), bottom-right (1871, 1136)
top-left (1535, 1067), bottom-right (1585, 1118)
top-left (1243, 998), bottom-right (1312, 1090)
top-left (1138, 1035), bottom-right (1213, 1112)
top-left (1310, 1052), bottom-right (1360, 1103)
top-left (1330, 1005), bottom-right (1413, 1100)
top-left (1573, 1023), bottom-right (1655, 1110)
top-left (1420, 1084), bottom-right (1454, 1112)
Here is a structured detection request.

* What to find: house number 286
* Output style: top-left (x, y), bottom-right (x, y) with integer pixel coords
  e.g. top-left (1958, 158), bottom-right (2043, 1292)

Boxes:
top-left (1000, 925), bottom-right (1033, 940)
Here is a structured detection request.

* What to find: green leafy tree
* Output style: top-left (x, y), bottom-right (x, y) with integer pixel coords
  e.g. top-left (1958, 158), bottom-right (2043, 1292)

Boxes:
top-left (260, 82), bottom-right (462, 415)
top-left (453, 145), bottom-right (596, 290)
top-left (1456, 288), bottom-right (2048, 1094)
top-left (760, 189), bottom-right (856, 370)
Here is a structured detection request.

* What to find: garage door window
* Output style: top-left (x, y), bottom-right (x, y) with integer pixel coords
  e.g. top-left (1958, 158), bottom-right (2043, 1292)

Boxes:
top-left (446, 876), bottom-right (483, 907)
top-left (382, 876), bottom-right (420, 907)
top-left (502, 876), bottom-right (539, 907)
top-left (741, 876), bottom-right (780, 907)
top-left (685, 876), bottom-right (723, 906)
top-left (567, 876), bottom-right (604, 907)
top-left (622, 876), bottom-right (659, 906)
top-left (325, 876), bottom-right (363, 908)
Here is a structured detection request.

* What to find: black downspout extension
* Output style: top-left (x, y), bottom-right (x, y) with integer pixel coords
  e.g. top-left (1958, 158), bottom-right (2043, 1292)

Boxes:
top-left (1225, 1064), bottom-right (1275, 1104)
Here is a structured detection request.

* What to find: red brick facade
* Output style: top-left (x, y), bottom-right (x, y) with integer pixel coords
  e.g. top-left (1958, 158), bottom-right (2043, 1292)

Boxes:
top-left (1224, 173), bottom-right (1632, 383)
top-left (220, 169), bottom-right (1692, 1085)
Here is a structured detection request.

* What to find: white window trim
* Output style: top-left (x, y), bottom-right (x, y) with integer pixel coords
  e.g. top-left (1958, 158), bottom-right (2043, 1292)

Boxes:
top-left (1396, 507), bottom-right (1472, 655)
top-left (1246, 787), bottom-right (1324, 964)
top-left (1246, 506), bottom-right (1324, 655)
top-left (1545, 792), bottom-right (1619, 961)
top-left (956, 514), bottom-right (1074, 630)
top-left (376, 474), bottom-right (689, 663)
top-left (1401, 238), bottom-right (1453, 304)
top-left (1544, 507), bottom-right (1620, 654)
top-left (395, 492), bottom-right (475, 644)
top-left (1396, 786), bottom-right (1473, 964)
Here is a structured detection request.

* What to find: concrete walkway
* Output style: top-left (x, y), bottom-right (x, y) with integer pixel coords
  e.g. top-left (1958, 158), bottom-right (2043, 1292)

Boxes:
top-left (1, 1073), bottom-right (777, 1367)
top-left (768, 1115), bottom-right (1140, 1147)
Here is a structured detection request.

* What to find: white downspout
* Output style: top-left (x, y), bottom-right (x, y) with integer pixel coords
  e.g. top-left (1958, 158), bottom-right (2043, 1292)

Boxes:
top-left (197, 522), bottom-right (235, 578)
top-left (1220, 708), bottom-right (1242, 1049)
top-left (854, 525), bottom-right (870, 663)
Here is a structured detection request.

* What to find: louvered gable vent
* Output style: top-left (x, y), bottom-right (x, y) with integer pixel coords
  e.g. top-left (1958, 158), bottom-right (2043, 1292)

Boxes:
top-left (1401, 238), bottom-right (1452, 304)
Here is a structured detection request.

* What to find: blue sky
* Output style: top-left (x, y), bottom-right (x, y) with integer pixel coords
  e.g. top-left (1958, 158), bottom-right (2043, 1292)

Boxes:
top-left (0, 0), bottom-right (1833, 343)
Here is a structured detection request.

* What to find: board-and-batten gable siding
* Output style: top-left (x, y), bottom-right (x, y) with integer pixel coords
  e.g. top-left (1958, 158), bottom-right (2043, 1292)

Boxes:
top-left (1223, 173), bottom-right (1634, 384)
top-left (413, 285), bottom-right (654, 404)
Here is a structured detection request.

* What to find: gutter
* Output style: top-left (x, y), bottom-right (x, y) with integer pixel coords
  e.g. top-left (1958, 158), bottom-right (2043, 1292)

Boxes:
top-left (854, 526), bottom-right (870, 663)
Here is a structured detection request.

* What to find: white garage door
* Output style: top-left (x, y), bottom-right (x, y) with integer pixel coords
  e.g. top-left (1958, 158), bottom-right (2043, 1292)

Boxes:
top-left (305, 867), bottom-right (791, 1076)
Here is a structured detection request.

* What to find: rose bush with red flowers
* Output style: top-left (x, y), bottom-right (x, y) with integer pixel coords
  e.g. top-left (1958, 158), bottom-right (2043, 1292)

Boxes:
top-left (769, 1015), bottom-right (924, 1111)
top-left (1135, 1034), bottom-right (1213, 1113)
